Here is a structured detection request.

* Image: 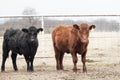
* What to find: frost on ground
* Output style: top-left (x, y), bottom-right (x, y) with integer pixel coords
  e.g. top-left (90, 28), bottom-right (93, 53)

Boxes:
top-left (0, 32), bottom-right (120, 80)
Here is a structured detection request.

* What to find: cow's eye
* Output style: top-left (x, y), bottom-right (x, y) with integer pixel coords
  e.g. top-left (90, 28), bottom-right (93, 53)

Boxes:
top-left (28, 32), bottom-right (31, 35)
top-left (33, 33), bottom-right (37, 35)
top-left (79, 30), bottom-right (83, 33)
top-left (29, 33), bottom-right (33, 35)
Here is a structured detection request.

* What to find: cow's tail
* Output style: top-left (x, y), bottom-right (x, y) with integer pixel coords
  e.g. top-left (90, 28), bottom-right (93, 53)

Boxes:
top-left (51, 30), bottom-right (56, 47)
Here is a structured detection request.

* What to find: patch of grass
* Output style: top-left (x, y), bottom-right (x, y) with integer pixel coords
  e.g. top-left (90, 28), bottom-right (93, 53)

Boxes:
top-left (86, 59), bottom-right (97, 63)
top-left (93, 48), bottom-right (99, 50)
top-left (98, 53), bottom-right (105, 57)
top-left (117, 44), bottom-right (120, 47)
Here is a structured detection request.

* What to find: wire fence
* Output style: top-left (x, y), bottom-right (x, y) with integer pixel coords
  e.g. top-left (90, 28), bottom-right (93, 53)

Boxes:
top-left (0, 15), bottom-right (120, 35)
top-left (0, 15), bottom-right (120, 58)
top-left (0, 15), bottom-right (120, 39)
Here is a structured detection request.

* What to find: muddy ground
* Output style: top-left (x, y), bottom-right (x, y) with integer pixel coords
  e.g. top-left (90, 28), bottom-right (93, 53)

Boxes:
top-left (0, 32), bottom-right (120, 80)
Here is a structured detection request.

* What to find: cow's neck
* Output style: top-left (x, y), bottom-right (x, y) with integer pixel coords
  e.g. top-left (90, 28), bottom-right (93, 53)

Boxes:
top-left (75, 39), bottom-right (88, 54)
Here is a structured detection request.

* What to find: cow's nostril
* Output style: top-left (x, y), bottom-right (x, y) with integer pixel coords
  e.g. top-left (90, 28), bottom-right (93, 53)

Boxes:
top-left (81, 39), bottom-right (88, 43)
top-left (31, 39), bottom-right (35, 41)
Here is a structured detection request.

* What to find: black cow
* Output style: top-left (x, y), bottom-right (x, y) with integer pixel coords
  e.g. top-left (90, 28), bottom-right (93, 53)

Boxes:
top-left (1, 26), bottom-right (43, 72)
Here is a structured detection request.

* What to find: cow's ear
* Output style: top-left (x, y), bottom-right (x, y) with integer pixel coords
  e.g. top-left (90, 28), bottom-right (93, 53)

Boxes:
top-left (37, 28), bottom-right (43, 33)
top-left (22, 28), bottom-right (28, 33)
top-left (89, 25), bottom-right (96, 30)
top-left (73, 24), bottom-right (80, 30)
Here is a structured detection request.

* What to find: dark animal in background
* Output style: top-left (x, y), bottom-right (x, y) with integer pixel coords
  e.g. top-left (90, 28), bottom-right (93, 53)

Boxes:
top-left (1, 26), bottom-right (43, 72)
top-left (52, 23), bottom-right (95, 72)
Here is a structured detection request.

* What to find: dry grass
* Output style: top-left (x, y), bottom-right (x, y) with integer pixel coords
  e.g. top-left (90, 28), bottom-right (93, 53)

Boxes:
top-left (0, 32), bottom-right (120, 80)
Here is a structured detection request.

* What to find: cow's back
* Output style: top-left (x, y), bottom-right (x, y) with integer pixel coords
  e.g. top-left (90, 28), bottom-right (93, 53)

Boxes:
top-left (4, 29), bottom-right (28, 54)
top-left (4, 29), bottom-right (25, 42)
top-left (52, 25), bottom-right (73, 52)
top-left (4, 29), bottom-right (19, 41)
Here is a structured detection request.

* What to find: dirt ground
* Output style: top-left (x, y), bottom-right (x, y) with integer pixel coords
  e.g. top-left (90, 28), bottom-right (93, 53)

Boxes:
top-left (0, 32), bottom-right (120, 80)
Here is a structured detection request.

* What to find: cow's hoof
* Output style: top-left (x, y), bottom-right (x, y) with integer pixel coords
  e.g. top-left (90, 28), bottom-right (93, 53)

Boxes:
top-left (14, 69), bottom-right (18, 71)
top-left (14, 67), bottom-right (18, 71)
top-left (1, 69), bottom-right (5, 72)
top-left (27, 69), bottom-right (34, 72)
top-left (73, 68), bottom-right (77, 72)
top-left (1, 66), bottom-right (5, 72)
top-left (60, 66), bottom-right (64, 70)
top-left (83, 70), bottom-right (87, 73)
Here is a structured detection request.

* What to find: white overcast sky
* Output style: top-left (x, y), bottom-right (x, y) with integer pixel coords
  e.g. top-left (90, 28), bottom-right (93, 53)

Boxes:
top-left (0, 0), bottom-right (120, 16)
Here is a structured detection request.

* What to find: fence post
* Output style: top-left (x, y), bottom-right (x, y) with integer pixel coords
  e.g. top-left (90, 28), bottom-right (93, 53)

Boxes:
top-left (41, 16), bottom-right (44, 34)
top-left (41, 16), bottom-right (45, 55)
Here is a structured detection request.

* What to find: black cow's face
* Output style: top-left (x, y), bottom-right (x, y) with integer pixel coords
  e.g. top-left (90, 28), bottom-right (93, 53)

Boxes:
top-left (73, 23), bottom-right (95, 43)
top-left (22, 26), bottom-right (43, 42)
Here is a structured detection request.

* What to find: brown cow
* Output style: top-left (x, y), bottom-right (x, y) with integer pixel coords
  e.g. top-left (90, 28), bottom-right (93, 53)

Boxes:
top-left (52, 23), bottom-right (95, 72)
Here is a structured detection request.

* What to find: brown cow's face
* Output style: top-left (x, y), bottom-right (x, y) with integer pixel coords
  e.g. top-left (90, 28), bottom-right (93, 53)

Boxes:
top-left (73, 23), bottom-right (95, 43)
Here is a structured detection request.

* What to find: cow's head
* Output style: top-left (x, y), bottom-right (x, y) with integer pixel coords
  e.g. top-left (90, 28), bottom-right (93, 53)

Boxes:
top-left (22, 26), bottom-right (43, 42)
top-left (73, 23), bottom-right (95, 43)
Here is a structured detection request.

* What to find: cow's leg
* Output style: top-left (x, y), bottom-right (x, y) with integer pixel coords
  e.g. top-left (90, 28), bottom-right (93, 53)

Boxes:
top-left (24, 55), bottom-right (30, 71)
top-left (1, 42), bottom-right (10, 72)
top-left (81, 51), bottom-right (87, 73)
top-left (55, 52), bottom-right (61, 70)
top-left (11, 52), bottom-right (18, 71)
top-left (29, 48), bottom-right (37, 72)
top-left (59, 53), bottom-right (64, 70)
top-left (53, 45), bottom-right (61, 70)
top-left (53, 43), bottom-right (61, 70)
top-left (71, 52), bottom-right (78, 72)
top-left (29, 56), bottom-right (35, 71)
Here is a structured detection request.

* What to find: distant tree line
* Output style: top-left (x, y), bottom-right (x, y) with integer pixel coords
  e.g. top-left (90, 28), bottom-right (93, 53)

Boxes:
top-left (44, 18), bottom-right (120, 33)
top-left (0, 7), bottom-right (119, 35)
top-left (0, 17), bottom-right (119, 36)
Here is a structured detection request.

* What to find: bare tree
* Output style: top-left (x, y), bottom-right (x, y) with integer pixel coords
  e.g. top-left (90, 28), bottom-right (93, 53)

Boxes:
top-left (22, 7), bottom-right (38, 26)
top-left (22, 7), bottom-right (37, 15)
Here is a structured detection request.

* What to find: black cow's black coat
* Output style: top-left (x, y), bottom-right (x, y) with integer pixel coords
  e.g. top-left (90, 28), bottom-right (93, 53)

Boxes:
top-left (1, 26), bottom-right (43, 72)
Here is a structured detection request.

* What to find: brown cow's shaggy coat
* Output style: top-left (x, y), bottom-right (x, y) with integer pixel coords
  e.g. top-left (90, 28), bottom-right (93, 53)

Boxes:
top-left (52, 23), bottom-right (95, 72)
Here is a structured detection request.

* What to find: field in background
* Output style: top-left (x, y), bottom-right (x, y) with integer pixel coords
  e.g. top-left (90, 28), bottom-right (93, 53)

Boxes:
top-left (0, 32), bottom-right (120, 80)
